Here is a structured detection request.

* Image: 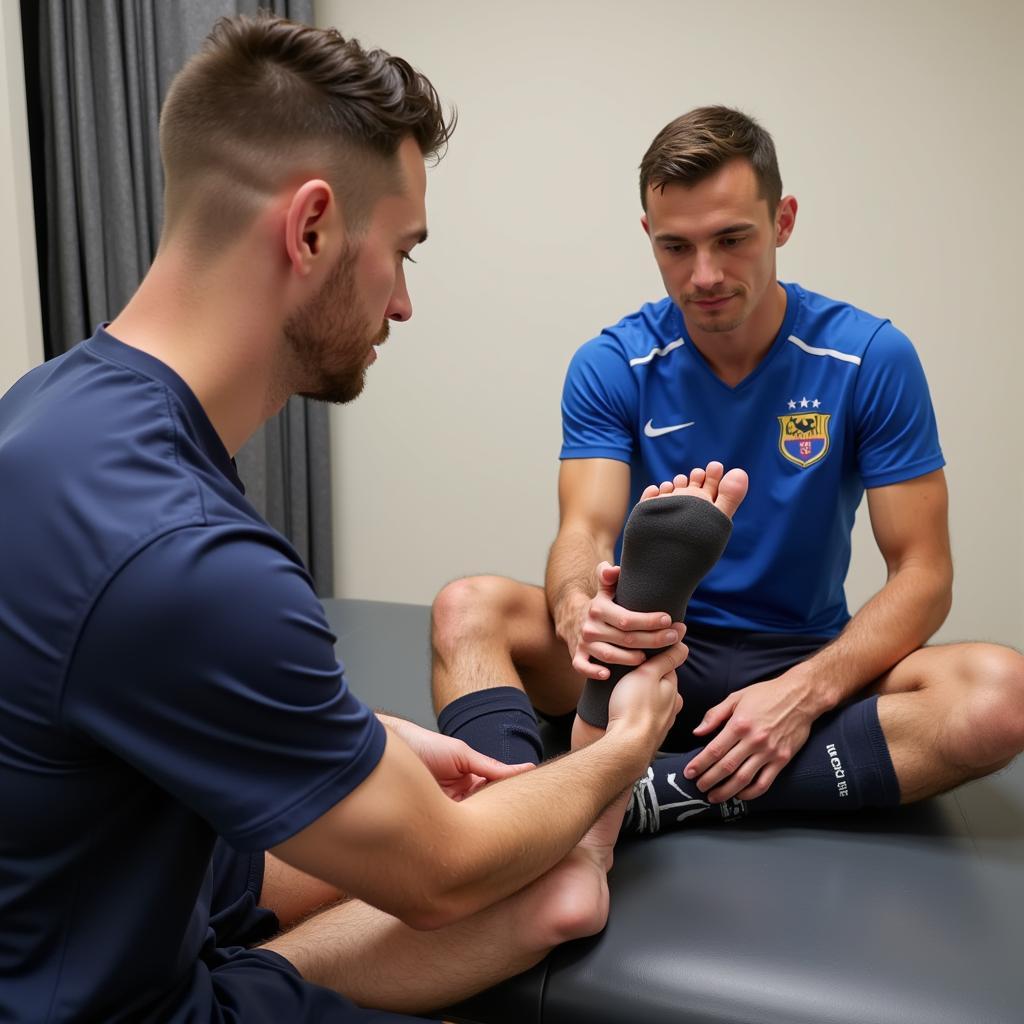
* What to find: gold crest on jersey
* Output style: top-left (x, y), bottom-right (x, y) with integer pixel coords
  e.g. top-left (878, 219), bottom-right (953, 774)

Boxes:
top-left (778, 412), bottom-right (831, 468)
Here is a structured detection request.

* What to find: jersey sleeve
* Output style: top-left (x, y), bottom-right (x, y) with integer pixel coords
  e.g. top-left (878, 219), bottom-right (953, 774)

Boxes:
top-left (61, 526), bottom-right (386, 852)
top-left (853, 322), bottom-right (945, 488)
top-left (559, 337), bottom-right (638, 463)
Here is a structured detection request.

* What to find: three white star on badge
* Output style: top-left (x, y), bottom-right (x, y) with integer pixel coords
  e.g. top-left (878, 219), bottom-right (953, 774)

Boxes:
top-left (788, 397), bottom-right (822, 409)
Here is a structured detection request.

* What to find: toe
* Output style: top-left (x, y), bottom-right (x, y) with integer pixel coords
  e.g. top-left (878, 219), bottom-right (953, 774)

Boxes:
top-left (640, 483), bottom-right (660, 502)
top-left (703, 461), bottom-right (724, 497)
top-left (714, 468), bottom-right (749, 519)
top-left (688, 467), bottom-right (707, 489)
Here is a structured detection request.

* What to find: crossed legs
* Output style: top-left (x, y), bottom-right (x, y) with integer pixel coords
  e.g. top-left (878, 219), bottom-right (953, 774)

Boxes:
top-left (431, 577), bottom-right (1024, 812)
top-left (260, 548), bottom-right (1024, 1014)
top-left (240, 637), bottom-right (1024, 1019)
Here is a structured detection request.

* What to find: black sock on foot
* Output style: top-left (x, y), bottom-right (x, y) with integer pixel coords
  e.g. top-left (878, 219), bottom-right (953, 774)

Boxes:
top-left (577, 494), bottom-right (733, 728)
top-left (437, 687), bottom-right (544, 766)
top-left (621, 694), bottom-right (901, 835)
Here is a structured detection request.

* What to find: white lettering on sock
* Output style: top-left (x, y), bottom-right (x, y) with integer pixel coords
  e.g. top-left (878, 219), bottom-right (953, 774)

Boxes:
top-left (717, 796), bottom-right (748, 820)
top-left (825, 742), bottom-right (849, 797)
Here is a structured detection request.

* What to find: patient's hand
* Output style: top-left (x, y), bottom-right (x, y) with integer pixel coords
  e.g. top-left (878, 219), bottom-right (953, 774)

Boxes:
top-left (570, 562), bottom-right (684, 681)
top-left (683, 672), bottom-right (817, 803)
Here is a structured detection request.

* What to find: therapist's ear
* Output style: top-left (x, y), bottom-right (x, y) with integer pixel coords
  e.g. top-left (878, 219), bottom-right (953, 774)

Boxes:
top-left (283, 179), bottom-right (337, 277)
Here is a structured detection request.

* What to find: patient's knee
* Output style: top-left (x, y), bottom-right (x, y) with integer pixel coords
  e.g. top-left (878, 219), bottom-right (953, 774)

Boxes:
top-left (431, 576), bottom-right (517, 652)
top-left (963, 646), bottom-right (1024, 765)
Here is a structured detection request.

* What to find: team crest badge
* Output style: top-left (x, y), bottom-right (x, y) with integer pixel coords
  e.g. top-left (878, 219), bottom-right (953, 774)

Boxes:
top-left (778, 411), bottom-right (831, 468)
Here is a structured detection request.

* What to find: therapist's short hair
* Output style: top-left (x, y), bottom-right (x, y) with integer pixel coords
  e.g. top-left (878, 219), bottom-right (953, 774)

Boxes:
top-left (159, 12), bottom-right (454, 246)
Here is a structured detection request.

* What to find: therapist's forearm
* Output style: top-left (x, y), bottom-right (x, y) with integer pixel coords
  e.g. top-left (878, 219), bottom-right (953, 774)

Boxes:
top-left (433, 719), bottom-right (654, 918)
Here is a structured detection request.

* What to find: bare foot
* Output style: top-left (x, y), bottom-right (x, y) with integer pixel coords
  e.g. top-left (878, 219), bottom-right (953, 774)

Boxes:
top-left (638, 460), bottom-right (748, 520)
top-left (515, 841), bottom-right (612, 947)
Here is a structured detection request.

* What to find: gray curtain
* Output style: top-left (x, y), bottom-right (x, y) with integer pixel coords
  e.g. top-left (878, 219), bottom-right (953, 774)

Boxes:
top-left (27, 0), bottom-right (334, 596)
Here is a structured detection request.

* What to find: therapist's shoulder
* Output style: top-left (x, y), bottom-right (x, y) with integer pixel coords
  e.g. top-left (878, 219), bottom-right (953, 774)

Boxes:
top-left (70, 520), bottom-right (333, 705)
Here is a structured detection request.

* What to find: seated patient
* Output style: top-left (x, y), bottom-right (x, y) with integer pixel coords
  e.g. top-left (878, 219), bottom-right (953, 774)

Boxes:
top-left (431, 106), bottom-right (1024, 834)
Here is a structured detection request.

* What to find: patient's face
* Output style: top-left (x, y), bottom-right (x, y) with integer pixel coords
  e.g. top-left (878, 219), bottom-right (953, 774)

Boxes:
top-left (643, 158), bottom-right (784, 338)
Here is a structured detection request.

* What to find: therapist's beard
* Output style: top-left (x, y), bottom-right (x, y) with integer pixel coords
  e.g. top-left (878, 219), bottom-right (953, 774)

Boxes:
top-left (284, 244), bottom-right (388, 405)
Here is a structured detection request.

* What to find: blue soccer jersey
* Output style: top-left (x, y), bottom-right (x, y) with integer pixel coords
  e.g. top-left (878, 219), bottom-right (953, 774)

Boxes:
top-left (560, 282), bottom-right (945, 635)
top-left (0, 329), bottom-right (386, 1021)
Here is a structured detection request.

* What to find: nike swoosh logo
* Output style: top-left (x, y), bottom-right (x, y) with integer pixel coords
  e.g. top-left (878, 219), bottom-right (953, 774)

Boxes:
top-left (644, 419), bottom-right (695, 438)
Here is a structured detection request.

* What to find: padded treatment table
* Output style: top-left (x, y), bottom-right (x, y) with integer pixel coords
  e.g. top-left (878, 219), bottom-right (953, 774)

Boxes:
top-left (324, 599), bottom-right (1024, 1024)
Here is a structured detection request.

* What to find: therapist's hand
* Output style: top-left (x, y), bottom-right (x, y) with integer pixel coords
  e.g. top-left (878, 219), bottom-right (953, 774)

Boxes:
top-left (379, 714), bottom-right (534, 801)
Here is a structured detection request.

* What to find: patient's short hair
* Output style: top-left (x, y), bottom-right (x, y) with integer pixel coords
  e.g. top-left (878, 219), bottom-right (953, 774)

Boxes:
top-left (639, 106), bottom-right (781, 212)
top-left (159, 13), bottom-right (454, 247)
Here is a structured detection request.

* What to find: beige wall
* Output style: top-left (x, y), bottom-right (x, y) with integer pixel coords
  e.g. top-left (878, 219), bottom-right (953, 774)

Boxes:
top-left (0, 1), bottom-right (44, 393)
top-left (317, 0), bottom-right (1023, 648)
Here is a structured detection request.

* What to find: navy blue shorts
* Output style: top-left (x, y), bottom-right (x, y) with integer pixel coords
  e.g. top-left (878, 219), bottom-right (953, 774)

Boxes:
top-left (540, 624), bottom-right (830, 755)
top-left (660, 623), bottom-right (830, 752)
top-left (205, 840), bottom-right (437, 1023)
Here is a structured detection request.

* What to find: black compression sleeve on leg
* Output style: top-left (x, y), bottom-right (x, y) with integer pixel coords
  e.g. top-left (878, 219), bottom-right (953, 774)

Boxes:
top-left (577, 494), bottom-right (732, 728)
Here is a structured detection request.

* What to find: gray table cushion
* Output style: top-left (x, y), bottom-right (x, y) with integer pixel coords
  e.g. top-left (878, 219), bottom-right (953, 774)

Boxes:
top-left (324, 599), bottom-right (1024, 1024)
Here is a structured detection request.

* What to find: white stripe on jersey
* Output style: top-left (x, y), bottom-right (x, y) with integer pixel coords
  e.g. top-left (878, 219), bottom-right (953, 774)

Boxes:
top-left (787, 334), bottom-right (862, 365)
top-left (629, 337), bottom-right (685, 367)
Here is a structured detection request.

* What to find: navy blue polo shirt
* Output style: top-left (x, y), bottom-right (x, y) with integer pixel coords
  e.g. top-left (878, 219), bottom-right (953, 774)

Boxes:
top-left (0, 328), bottom-right (386, 1021)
